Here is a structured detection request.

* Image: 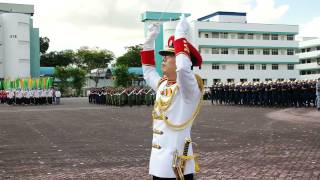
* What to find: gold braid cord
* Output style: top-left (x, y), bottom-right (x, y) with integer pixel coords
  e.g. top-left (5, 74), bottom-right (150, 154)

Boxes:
top-left (153, 74), bottom-right (204, 131)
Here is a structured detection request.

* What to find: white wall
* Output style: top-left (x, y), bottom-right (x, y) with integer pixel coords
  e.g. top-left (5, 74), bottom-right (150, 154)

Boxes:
top-left (2, 13), bottom-right (31, 79)
top-left (0, 16), bottom-right (3, 78)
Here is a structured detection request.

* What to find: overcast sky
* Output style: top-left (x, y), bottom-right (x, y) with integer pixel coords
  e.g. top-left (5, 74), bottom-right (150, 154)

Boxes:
top-left (2, 0), bottom-right (320, 56)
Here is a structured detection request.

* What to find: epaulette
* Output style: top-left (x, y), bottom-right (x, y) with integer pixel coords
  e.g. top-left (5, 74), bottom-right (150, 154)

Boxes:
top-left (157, 76), bottom-right (168, 88)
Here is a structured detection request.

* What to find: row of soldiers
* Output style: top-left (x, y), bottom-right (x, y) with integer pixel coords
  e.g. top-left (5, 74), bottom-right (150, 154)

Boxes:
top-left (209, 80), bottom-right (320, 108)
top-left (88, 87), bottom-right (156, 106)
top-left (0, 88), bottom-right (60, 105)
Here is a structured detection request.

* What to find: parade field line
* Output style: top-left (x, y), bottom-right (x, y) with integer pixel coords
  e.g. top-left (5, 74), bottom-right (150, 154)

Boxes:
top-left (0, 98), bottom-right (319, 179)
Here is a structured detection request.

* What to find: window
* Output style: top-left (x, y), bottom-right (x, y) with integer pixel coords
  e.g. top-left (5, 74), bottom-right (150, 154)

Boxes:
top-left (250, 64), bottom-right (254, 70)
top-left (265, 78), bottom-right (272, 81)
top-left (212, 32), bottom-right (219, 38)
top-left (238, 64), bottom-right (245, 70)
top-left (271, 34), bottom-right (278, 40)
top-left (301, 49), bottom-right (306, 53)
top-left (263, 49), bottom-right (270, 55)
top-left (220, 32), bottom-right (228, 39)
top-left (287, 64), bottom-right (294, 70)
top-left (256, 64), bottom-right (261, 70)
top-left (272, 64), bottom-right (278, 70)
top-left (227, 79), bottom-right (234, 83)
top-left (256, 49), bottom-right (261, 55)
top-left (287, 49), bottom-right (294, 55)
top-left (306, 59), bottom-right (311, 63)
top-left (212, 64), bottom-right (219, 70)
top-left (221, 48), bottom-right (228, 54)
top-left (306, 48), bottom-right (311, 52)
top-left (277, 78), bottom-right (284, 81)
top-left (230, 34), bottom-right (236, 39)
top-left (263, 34), bottom-right (270, 40)
top-left (301, 59), bottom-right (306, 64)
top-left (287, 35), bottom-right (294, 40)
top-left (240, 79), bottom-right (247, 83)
top-left (256, 34), bottom-right (261, 40)
top-left (253, 78), bottom-right (260, 82)
top-left (247, 33), bottom-right (254, 39)
top-left (317, 46), bottom-right (320, 50)
top-left (271, 49), bottom-right (278, 55)
top-left (212, 48), bottom-right (219, 54)
top-left (204, 33), bottom-right (209, 38)
top-left (248, 48), bottom-right (254, 55)
top-left (221, 65), bottom-right (226, 70)
top-left (204, 49), bottom-right (209, 54)
top-left (238, 33), bottom-right (245, 39)
top-left (289, 78), bottom-right (296, 81)
top-left (262, 64), bottom-right (267, 70)
top-left (238, 48), bottom-right (245, 55)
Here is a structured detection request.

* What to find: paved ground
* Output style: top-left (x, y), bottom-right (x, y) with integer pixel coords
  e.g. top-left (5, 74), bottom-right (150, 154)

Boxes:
top-left (0, 98), bottom-right (319, 180)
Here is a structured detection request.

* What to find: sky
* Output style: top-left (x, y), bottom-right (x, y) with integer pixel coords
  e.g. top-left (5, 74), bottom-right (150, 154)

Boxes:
top-left (2, 0), bottom-right (320, 57)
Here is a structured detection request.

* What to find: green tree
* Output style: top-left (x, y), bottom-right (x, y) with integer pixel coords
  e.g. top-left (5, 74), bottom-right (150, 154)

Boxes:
top-left (40, 36), bottom-right (50, 54)
top-left (69, 68), bottom-right (87, 96)
top-left (53, 67), bottom-right (86, 96)
top-left (76, 47), bottom-right (115, 87)
top-left (113, 65), bottom-right (130, 87)
top-left (116, 45), bottom-right (142, 67)
top-left (40, 50), bottom-right (75, 67)
top-left (53, 67), bottom-right (71, 95)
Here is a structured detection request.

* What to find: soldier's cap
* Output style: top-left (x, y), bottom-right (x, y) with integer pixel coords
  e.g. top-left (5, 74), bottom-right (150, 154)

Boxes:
top-left (159, 35), bottom-right (202, 67)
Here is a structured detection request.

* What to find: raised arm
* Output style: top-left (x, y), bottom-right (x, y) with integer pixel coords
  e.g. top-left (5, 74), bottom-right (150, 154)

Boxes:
top-left (174, 15), bottom-right (201, 103)
top-left (140, 24), bottom-right (161, 91)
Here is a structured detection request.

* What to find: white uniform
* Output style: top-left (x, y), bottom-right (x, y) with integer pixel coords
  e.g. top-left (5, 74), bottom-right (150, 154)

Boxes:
top-left (142, 50), bottom-right (202, 178)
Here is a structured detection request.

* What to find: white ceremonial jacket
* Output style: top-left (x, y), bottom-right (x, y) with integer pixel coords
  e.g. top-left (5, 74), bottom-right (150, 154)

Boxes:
top-left (142, 52), bottom-right (202, 178)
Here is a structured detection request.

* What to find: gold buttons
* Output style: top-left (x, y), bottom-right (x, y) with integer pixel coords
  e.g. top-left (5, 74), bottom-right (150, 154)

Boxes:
top-left (152, 144), bottom-right (161, 149)
top-left (153, 129), bottom-right (164, 135)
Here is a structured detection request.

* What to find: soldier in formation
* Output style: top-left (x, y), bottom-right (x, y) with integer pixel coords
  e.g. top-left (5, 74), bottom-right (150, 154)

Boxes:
top-left (88, 86), bottom-right (156, 107)
top-left (210, 80), bottom-right (318, 108)
top-left (0, 88), bottom-right (58, 106)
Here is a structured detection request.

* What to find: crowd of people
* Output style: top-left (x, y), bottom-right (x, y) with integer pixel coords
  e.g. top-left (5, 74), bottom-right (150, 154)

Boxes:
top-left (88, 87), bottom-right (155, 106)
top-left (208, 80), bottom-right (320, 109)
top-left (88, 79), bottom-right (320, 111)
top-left (0, 88), bottom-right (61, 106)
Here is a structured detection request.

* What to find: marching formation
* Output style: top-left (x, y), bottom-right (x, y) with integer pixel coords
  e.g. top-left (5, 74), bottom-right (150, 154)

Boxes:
top-left (210, 80), bottom-right (319, 108)
top-left (88, 86), bottom-right (156, 106)
top-left (0, 88), bottom-right (61, 105)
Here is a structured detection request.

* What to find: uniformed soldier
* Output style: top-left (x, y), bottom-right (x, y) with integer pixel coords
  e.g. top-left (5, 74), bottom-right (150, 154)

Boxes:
top-left (316, 78), bottom-right (320, 111)
top-left (141, 15), bottom-right (202, 179)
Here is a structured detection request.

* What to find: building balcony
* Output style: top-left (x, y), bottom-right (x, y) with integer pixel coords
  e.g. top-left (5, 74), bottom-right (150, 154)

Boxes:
top-left (201, 54), bottom-right (299, 64)
top-left (295, 63), bottom-right (320, 70)
top-left (298, 50), bottom-right (320, 59)
top-left (196, 38), bottom-right (298, 49)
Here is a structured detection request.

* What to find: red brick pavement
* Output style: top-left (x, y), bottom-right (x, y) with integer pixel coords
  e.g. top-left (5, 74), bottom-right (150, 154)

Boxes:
top-left (0, 98), bottom-right (319, 179)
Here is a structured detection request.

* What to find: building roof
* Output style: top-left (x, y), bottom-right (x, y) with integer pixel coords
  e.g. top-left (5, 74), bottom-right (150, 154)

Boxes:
top-left (40, 67), bottom-right (55, 76)
top-left (141, 11), bottom-right (191, 22)
top-left (0, 3), bottom-right (34, 15)
top-left (197, 11), bottom-right (246, 21)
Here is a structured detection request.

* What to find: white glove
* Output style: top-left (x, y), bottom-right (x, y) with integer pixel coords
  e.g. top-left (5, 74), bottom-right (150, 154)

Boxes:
top-left (175, 14), bottom-right (190, 40)
top-left (143, 23), bottom-right (160, 50)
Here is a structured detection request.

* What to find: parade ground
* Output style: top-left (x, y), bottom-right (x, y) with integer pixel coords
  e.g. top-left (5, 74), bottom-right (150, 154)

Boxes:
top-left (0, 98), bottom-right (319, 180)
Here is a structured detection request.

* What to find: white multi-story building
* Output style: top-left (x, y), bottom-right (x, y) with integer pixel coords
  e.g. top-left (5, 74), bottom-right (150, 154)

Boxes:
top-left (0, 3), bottom-right (40, 79)
top-left (296, 37), bottom-right (320, 80)
top-left (144, 11), bottom-right (300, 87)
